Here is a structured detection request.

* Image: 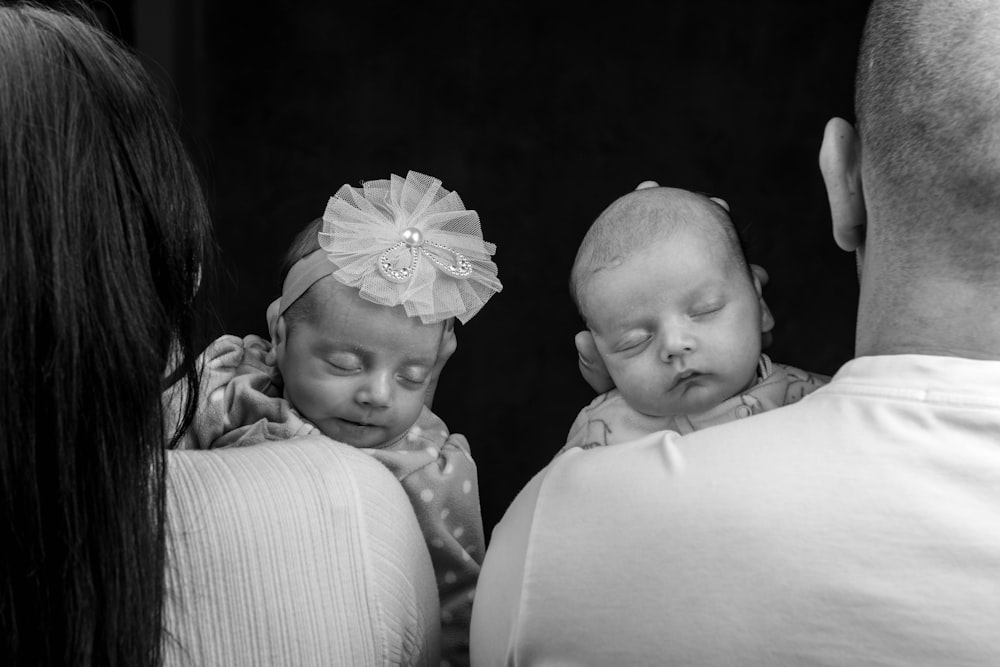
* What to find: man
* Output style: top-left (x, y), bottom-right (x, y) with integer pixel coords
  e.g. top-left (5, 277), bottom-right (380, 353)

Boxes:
top-left (471, 0), bottom-right (1000, 664)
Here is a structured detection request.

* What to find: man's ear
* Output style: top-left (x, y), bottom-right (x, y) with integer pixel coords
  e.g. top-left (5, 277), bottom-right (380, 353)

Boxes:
top-left (819, 117), bottom-right (867, 252)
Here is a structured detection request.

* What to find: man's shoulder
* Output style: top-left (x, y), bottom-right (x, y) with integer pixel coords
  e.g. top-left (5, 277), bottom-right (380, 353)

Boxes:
top-left (548, 392), bottom-right (827, 498)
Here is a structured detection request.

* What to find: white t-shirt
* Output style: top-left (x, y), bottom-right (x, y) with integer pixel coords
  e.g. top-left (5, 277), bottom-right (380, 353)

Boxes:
top-left (472, 355), bottom-right (1000, 666)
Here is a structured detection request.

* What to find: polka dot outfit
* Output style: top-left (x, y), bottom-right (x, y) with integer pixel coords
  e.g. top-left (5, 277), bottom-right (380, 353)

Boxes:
top-left (365, 406), bottom-right (484, 667)
top-left (170, 334), bottom-right (319, 451)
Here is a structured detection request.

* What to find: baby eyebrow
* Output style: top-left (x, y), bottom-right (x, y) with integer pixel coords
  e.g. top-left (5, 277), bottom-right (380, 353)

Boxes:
top-left (317, 342), bottom-right (365, 356)
top-left (400, 356), bottom-right (436, 369)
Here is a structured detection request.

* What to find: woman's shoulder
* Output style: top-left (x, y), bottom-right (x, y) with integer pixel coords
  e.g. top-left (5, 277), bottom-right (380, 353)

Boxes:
top-left (165, 437), bottom-right (441, 665)
top-left (167, 436), bottom-right (430, 544)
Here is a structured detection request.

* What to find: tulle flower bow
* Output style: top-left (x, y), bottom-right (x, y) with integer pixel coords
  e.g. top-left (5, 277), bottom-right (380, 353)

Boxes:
top-left (319, 170), bottom-right (502, 324)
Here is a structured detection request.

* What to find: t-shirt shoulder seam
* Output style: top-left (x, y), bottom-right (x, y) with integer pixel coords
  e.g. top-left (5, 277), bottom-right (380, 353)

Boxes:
top-left (821, 383), bottom-right (1000, 409)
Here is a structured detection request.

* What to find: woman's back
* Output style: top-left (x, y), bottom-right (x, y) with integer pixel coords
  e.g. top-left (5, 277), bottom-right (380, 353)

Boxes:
top-left (165, 437), bottom-right (439, 666)
top-left (0, 5), bottom-right (439, 664)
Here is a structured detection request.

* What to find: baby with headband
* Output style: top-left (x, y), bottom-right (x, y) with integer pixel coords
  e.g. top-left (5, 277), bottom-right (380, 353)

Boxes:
top-left (177, 171), bottom-right (502, 666)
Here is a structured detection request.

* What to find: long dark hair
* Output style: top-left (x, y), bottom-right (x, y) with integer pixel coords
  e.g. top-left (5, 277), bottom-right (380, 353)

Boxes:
top-left (0, 4), bottom-right (211, 664)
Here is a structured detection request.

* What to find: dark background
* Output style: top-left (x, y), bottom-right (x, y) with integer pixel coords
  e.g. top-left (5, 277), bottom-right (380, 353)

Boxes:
top-left (86, 0), bottom-right (868, 537)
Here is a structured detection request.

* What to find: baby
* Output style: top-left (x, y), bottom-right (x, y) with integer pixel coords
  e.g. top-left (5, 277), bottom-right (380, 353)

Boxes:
top-left (561, 184), bottom-right (827, 454)
top-left (180, 171), bottom-right (501, 666)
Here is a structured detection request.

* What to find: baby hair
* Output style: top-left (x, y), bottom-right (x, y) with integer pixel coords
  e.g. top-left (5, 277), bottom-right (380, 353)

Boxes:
top-left (571, 188), bottom-right (750, 322)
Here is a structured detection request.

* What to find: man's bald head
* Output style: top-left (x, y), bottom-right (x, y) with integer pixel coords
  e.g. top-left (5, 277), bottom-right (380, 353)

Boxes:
top-left (570, 187), bottom-right (749, 322)
top-left (856, 0), bottom-right (1000, 275)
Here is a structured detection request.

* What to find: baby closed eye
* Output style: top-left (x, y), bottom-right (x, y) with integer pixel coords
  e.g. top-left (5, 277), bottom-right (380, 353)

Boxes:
top-left (397, 366), bottom-right (431, 386)
top-left (615, 333), bottom-right (652, 354)
top-left (326, 353), bottom-right (363, 373)
top-left (691, 302), bottom-right (725, 318)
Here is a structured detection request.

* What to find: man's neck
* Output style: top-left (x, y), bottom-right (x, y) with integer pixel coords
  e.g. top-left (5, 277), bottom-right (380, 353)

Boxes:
top-left (855, 269), bottom-right (1000, 361)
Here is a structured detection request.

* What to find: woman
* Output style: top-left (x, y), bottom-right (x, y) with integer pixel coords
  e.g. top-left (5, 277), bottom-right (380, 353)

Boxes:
top-left (0, 5), bottom-right (438, 664)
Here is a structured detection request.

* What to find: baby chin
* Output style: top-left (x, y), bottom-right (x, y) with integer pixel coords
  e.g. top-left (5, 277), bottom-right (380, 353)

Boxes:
top-left (635, 374), bottom-right (731, 418)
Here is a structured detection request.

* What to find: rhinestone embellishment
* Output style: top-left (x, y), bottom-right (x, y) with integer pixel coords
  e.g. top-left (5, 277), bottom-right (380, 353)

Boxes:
top-left (422, 241), bottom-right (472, 277)
top-left (378, 242), bottom-right (417, 283)
top-left (377, 229), bottom-right (473, 284)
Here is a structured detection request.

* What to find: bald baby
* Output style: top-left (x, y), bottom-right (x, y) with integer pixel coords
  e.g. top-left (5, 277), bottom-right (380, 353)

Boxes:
top-left (559, 184), bottom-right (826, 451)
top-left (570, 187), bottom-right (751, 324)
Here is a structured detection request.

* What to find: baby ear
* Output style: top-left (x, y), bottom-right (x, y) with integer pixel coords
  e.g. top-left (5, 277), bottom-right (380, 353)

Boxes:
top-left (575, 330), bottom-right (615, 394)
top-left (439, 317), bottom-right (457, 363)
top-left (270, 315), bottom-right (288, 366)
top-left (750, 264), bottom-right (776, 344)
top-left (708, 196), bottom-right (730, 212)
top-left (425, 318), bottom-right (457, 409)
top-left (265, 298), bottom-right (282, 341)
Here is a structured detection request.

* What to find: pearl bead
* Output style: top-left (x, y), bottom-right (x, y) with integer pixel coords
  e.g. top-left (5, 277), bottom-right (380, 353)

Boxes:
top-left (401, 227), bottom-right (423, 247)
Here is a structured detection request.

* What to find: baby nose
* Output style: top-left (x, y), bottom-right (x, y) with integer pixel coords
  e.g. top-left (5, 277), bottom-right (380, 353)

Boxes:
top-left (659, 329), bottom-right (695, 363)
top-left (357, 372), bottom-right (392, 408)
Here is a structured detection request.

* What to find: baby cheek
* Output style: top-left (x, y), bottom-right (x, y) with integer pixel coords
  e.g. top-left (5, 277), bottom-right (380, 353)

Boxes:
top-left (295, 375), bottom-right (346, 414)
top-left (606, 355), bottom-right (640, 391)
top-left (617, 365), bottom-right (662, 408)
top-left (400, 390), bottom-right (427, 421)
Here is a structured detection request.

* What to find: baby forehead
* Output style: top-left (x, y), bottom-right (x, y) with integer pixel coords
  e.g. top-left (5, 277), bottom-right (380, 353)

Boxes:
top-left (585, 249), bottom-right (736, 312)
top-left (603, 192), bottom-right (732, 244)
top-left (629, 221), bottom-right (730, 258)
top-left (591, 241), bottom-right (734, 293)
top-left (583, 210), bottom-right (738, 281)
top-left (307, 278), bottom-right (444, 349)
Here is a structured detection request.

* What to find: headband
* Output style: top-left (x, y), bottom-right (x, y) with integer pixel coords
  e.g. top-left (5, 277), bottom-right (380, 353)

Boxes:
top-left (266, 170), bottom-right (502, 337)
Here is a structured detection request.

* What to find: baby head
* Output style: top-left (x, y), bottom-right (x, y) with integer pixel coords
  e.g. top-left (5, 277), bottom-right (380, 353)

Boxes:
top-left (571, 186), bottom-right (771, 418)
top-left (269, 171), bottom-right (502, 448)
top-left (272, 218), bottom-right (448, 448)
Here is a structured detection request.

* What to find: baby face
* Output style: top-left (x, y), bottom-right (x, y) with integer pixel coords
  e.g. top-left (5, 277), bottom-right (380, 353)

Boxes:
top-left (276, 284), bottom-right (442, 448)
top-left (584, 228), bottom-right (765, 418)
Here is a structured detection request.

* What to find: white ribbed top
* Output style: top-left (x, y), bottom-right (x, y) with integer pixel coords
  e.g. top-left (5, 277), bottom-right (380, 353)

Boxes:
top-left (164, 436), bottom-right (440, 666)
